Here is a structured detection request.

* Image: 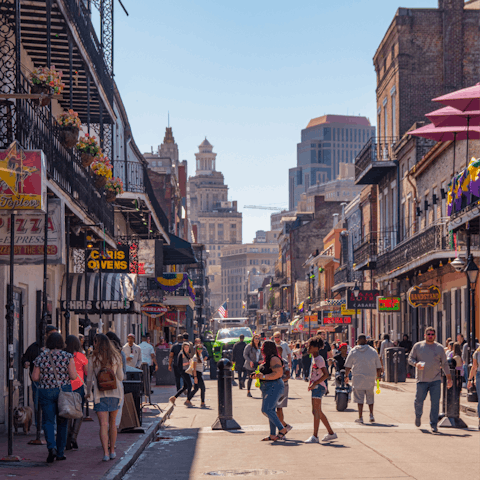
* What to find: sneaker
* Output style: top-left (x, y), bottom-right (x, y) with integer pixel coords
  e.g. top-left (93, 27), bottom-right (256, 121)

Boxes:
top-left (110, 452), bottom-right (116, 459)
top-left (431, 425), bottom-right (438, 433)
top-left (56, 455), bottom-right (67, 461)
top-left (304, 435), bottom-right (319, 443)
top-left (102, 455), bottom-right (110, 462)
top-left (355, 417), bottom-right (364, 424)
top-left (47, 448), bottom-right (57, 464)
top-left (369, 414), bottom-right (375, 423)
top-left (184, 401), bottom-right (193, 407)
top-left (247, 392), bottom-right (252, 397)
top-left (415, 416), bottom-right (421, 427)
top-left (321, 432), bottom-right (338, 442)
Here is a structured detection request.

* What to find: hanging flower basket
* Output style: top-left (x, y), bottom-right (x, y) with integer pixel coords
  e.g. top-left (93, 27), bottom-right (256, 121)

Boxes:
top-left (76, 134), bottom-right (101, 168)
top-left (31, 84), bottom-right (52, 107)
top-left (106, 191), bottom-right (116, 203)
top-left (58, 126), bottom-right (80, 149)
top-left (94, 174), bottom-right (108, 189)
top-left (80, 152), bottom-right (96, 168)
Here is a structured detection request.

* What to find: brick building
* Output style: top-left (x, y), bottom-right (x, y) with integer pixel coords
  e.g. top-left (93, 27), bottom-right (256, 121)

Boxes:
top-left (375, 0), bottom-right (480, 141)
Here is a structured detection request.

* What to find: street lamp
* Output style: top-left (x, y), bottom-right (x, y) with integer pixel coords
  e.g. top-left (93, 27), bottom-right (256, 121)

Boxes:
top-left (353, 282), bottom-right (360, 345)
top-left (451, 256), bottom-right (467, 272)
top-left (465, 255), bottom-right (479, 366)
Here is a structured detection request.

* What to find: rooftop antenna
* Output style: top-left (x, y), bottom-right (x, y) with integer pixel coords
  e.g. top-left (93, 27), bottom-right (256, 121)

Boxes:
top-left (168, 111), bottom-right (170, 128)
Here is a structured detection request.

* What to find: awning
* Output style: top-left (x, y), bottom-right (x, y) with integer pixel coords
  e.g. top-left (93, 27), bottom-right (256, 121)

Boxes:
top-left (61, 273), bottom-right (138, 314)
top-left (163, 233), bottom-right (197, 265)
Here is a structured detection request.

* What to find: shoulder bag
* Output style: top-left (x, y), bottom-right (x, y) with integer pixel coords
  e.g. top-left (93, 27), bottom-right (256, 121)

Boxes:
top-left (185, 357), bottom-right (196, 376)
top-left (48, 353), bottom-right (83, 419)
top-left (467, 378), bottom-right (478, 403)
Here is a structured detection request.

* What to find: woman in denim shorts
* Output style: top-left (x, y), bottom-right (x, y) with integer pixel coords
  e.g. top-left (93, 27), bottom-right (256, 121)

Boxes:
top-left (86, 334), bottom-right (124, 462)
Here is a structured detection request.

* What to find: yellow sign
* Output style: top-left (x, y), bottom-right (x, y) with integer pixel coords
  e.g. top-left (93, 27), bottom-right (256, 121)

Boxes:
top-left (0, 142), bottom-right (46, 211)
top-left (341, 304), bottom-right (356, 316)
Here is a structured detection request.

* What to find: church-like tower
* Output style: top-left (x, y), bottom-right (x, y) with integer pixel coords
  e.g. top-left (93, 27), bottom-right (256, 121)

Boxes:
top-left (195, 138), bottom-right (216, 175)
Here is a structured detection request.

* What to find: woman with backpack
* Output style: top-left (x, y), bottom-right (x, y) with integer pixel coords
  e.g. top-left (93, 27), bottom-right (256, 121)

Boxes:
top-left (85, 333), bottom-right (124, 462)
top-left (186, 343), bottom-right (207, 407)
top-left (169, 342), bottom-right (193, 406)
top-left (65, 335), bottom-right (88, 451)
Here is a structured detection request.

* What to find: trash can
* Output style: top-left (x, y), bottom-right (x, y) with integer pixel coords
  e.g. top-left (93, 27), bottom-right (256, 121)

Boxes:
top-left (123, 380), bottom-right (142, 425)
top-left (155, 348), bottom-right (176, 385)
top-left (385, 347), bottom-right (406, 383)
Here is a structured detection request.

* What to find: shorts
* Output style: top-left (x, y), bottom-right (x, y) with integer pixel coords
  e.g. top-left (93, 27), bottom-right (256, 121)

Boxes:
top-left (311, 384), bottom-right (326, 399)
top-left (353, 387), bottom-right (374, 405)
top-left (94, 397), bottom-right (120, 412)
top-left (277, 382), bottom-right (289, 408)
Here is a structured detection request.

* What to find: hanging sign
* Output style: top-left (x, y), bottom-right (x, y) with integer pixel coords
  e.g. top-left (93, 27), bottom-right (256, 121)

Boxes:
top-left (86, 245), bottom-right (129, 273)
top-left (0, 198), bottom-right (64, 264)
top-left (378, 297), bottom-right (401, 312)
top-left (341, 304), bottom-right (356, 316)
top-left (324, 316), bottom-right (352, 324)
top-left (304, 314), bottom-right (318, 323)
top-left (347, 289), bottom-right (380, 309)
top-left (0, 142), bottom-right (47, 212)
top-left (141, 303), bottom-right (168, 318)
top-left (407, 285), bottom-right (441, 308)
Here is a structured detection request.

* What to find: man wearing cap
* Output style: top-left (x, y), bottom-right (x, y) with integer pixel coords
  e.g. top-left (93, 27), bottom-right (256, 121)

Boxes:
top-left (344, 334), bottom-right (382, 424)
top-left (123, 333), bottom-right (142, 368)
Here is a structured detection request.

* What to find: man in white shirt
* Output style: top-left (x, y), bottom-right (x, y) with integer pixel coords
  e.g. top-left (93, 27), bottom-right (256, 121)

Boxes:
top-left (122, 333), bottom-right (142, 368)
top-left (273, 331), bottom-right (292, 368)
top-left (139, 335), bottom-right (158, 375)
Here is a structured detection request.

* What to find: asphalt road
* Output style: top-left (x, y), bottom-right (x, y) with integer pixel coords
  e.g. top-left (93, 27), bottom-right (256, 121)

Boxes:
top-left (122, 374), bottom-right (479, 480)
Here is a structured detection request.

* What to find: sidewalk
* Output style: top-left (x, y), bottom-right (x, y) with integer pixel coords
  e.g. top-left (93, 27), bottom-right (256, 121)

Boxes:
top-left (380, 378), bottom-right (478, 416)
top-left (0, 384), bottom-right (175, 480)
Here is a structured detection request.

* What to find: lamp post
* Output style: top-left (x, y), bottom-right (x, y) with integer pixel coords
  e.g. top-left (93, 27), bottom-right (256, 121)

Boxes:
top-left (465, 255), bottom-right (479, 367)
top-left (353, 282), bottom-right (360, 345)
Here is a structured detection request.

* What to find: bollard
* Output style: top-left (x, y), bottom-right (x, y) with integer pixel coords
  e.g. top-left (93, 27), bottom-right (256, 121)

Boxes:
top-left (212, 358), bottom-right (241, 430)
top-left (438, 368), bottom-right (467, 428)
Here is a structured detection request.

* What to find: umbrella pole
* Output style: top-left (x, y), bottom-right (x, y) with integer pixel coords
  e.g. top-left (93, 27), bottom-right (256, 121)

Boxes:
top-left (466, 116), bottom-right (470, 169)
top-left (453, 133), bottom-right (456, 177)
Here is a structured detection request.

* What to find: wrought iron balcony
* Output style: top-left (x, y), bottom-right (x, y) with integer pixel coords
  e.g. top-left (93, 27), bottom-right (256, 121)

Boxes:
top-left (353, 233), bottom-right (377, 270)
top-left (113, 160), bottom-right (144, 193)
top-left (355, 137), bottom-right (399, 185)
top-left (375, 224), bottom-right (451, 276)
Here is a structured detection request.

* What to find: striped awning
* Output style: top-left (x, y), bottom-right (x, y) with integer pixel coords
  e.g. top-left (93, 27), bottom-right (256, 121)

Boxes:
top-left (61, 273), bottom-right (138, 314)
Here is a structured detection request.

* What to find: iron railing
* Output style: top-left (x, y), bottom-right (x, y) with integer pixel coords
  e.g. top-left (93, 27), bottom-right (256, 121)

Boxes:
top-left (334, 264), bottom-right (363, 285)
top-left (15, 74), bottom-right (115, 236)
top-left (353, 233), bottom-right (377, 266)
top-left (113, 160), bottom-right (144, 193)
top-left (355, 136), bottom-right (399, 182)
top-left (375, 224), bottom-right (450, 276)
top-left (61, 0), bottom-right (113, 107)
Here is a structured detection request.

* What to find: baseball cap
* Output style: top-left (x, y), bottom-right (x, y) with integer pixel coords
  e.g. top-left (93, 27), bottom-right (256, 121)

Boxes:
top-left (339, 343), bottom-right (348, 349)
top-left (127, 333), bottom-right (135, 339)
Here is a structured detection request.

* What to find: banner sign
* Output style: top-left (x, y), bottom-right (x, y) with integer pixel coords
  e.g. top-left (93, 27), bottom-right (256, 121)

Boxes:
top-left (317, 326), bottom-right (336, 332)
top-left (0, 198), bottom-right (64, 264)
top-left (0, 142), bottom-right (47, 212)
top-left (61, 299), bottom-right (132, 313)
top-left (347, 289), bottom-right (380, 309)
top-left (141, 303), bottom-right (167, 318)
top-left (86, 245), bottom-right (129, 273)
top-left (304, 314), bottom-right (318, 323)
top-left (323, 316), bottom-right (352, 324)
top-left (341, 304), bottom-right (356, 316)
top-left (378, 296), bottom-right (401, 312)
top-left (407, 285), bottom-right (441, 308)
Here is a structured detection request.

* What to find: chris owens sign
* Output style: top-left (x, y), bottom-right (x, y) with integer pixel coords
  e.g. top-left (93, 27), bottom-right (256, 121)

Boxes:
top-left (86, 246), bottom-right (129, 273)
top-left (407, 285), bottom-right (441, 308)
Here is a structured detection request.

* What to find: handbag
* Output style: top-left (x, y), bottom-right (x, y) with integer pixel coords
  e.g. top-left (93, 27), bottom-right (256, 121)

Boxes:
top-left (185, 358), bottom-right (195, 376)
top-left (467, 378), bottom-right (478, 403)
top-left (48, 353), bottom-right (83, 419)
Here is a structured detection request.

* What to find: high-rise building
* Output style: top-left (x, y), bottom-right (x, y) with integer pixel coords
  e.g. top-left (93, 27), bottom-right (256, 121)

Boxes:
top-left (289, 115), bottom-right (375, 210)
top-left (187, 138), bottom-right (242, 312)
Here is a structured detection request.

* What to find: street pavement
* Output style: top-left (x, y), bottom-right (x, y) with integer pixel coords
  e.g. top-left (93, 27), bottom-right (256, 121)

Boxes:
top-left (123, 374), bottom-right (479, 480)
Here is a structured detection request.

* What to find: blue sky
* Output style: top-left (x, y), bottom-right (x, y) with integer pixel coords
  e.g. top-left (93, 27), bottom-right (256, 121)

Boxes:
top-left (113, 0), bottom-right (437, 242)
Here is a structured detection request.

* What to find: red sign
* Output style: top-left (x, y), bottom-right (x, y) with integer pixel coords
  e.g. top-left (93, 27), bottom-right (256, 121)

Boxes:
top-left (378, 297), bottom-right (401, 312)
top-left (141, 303), bottom-right (168, 318)
top-left (323, 316), bottom-right (352, 324)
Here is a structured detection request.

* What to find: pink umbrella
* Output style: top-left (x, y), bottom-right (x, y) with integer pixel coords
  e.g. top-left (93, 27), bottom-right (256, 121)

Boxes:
top-left (425, 106), bottom-right (480, 127)
top-left (433, 82), bottom-right (480, 112)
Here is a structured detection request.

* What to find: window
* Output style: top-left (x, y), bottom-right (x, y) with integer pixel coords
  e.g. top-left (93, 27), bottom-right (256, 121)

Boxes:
top-left (384, 102), bottom-right (388, 139)
top-left (391, 92), bottom-right (396, 138)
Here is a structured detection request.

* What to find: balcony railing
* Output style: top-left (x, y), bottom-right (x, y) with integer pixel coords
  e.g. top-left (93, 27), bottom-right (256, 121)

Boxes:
top-left (355, 137), bottom-right (399, 184)
top-left (353, 233), bottom-right (377, 268)
top-left (14, 75), bottom-right (114, 236)
top-left (376, 224), bottom-right (450, 276)
top-left (113, 160), bottom-right (144, 193)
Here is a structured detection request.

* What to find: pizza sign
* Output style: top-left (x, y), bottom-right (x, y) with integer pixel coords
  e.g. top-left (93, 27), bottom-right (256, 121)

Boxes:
top-left (407, 285), bottom-right (441, 308)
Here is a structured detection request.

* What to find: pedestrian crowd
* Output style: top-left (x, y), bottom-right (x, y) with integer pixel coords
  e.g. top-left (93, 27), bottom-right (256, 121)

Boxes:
top-left (22, 327), bottom-right (160, 464)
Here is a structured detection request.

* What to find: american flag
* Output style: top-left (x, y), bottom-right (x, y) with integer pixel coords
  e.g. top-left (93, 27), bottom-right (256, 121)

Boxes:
top-left (218, 301), bottom-right (228, 318)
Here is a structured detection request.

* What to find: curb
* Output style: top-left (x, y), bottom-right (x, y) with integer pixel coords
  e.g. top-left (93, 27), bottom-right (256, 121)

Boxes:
top-left (380, 382), bottom-right (478, 417)
top-left (101, 404), bottom-right (173, 480)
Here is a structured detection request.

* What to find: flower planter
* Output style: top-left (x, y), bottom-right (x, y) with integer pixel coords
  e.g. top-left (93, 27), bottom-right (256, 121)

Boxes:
top-left (106, 191), bottom-right (116, 203)
top-left (58, 126), bottom-right (80, 149)
top-left (80, 152), bottom-right (95, 168)
top-left (31, 84), bottom-right (51, 107)
top-left (94, 174), bottom-right (108, 189)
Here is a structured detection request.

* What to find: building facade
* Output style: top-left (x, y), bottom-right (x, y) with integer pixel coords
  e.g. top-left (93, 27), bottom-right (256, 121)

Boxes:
top-left (289, 115), bottom-right (375, 210)
top-left (187, 139), bottom-right (242, 312)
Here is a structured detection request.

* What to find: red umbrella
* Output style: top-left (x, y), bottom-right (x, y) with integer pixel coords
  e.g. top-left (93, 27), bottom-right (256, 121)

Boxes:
top-left (408, 124), bottom-right (480, 176)
top-left (425, 106), bottom-right (480, 127)
top-left (433, 82), bottom-right (480, 112)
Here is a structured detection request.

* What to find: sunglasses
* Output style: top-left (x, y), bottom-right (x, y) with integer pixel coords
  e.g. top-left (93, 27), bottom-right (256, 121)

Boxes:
top-left (426, 333), bottom-right (435, 336)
